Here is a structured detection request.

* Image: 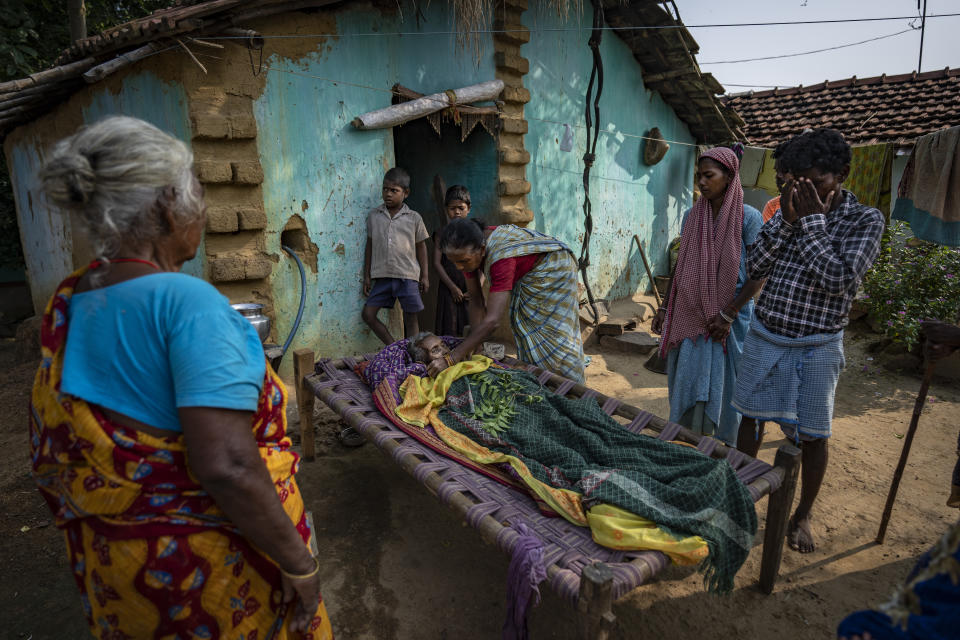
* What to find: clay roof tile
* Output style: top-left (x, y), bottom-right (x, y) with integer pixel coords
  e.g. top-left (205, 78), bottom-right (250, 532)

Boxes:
top-left (730, 68), bottom-right (959, 147)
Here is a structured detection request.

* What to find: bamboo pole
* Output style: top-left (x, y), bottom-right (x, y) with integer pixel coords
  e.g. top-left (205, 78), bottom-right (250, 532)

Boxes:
top-left (0, 81), bottom-right (83, 104)
top-left (83, 43), bottom-right (164, 84)
top-left (351, 80), bottom-right (504, 130)
top-left (0, 58), bottom-right (97, 94)
top-left (393, 84), bottom-right (499, 116)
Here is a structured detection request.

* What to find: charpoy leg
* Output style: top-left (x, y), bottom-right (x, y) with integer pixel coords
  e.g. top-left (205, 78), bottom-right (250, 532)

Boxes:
top-left (760, 444), bottom-right (801, 593)
top-left (577, 563), bottom-right (616, 640)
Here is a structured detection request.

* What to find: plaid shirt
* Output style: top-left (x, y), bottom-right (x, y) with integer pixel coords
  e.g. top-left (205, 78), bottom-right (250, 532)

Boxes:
top-left (749, 190), bottom-right (885, 338)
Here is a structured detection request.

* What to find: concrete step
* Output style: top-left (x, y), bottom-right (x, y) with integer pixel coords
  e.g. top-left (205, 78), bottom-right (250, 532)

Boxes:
top-left (597, 317), bottom-right (637, 336)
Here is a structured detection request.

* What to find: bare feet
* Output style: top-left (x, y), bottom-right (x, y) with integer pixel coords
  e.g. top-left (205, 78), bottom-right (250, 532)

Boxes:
top-left (948, 485), bottom-right (960, 509)
top-left (787, 515), bottom-right (816, 553)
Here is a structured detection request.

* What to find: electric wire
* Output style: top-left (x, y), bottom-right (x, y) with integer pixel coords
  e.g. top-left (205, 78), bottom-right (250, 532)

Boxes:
top-left (179, 12), bottom-right (960, 41)
top-left (699, 27), bottom-right (917, 64)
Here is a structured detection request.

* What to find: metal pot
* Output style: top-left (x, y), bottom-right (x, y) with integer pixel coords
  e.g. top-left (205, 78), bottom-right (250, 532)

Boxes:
top-left (232, 303), bottom-right (271, 343)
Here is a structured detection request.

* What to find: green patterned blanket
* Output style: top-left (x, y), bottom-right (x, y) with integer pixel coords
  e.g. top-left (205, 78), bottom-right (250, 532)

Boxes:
top-left (438, 369), bottom-right (757, 593)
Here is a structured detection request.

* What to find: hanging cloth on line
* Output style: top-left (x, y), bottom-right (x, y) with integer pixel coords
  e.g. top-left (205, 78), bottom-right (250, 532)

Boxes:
top-left (847, 143), bottom-right (894, 215)
top-left (893, 126), bottom-right (960, 246)
top-left (738, 146), bottom-right (766, 188)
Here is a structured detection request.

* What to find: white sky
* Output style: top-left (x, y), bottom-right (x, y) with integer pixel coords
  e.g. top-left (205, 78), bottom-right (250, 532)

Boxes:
top-left (675, 0), bottom-right (960, 92)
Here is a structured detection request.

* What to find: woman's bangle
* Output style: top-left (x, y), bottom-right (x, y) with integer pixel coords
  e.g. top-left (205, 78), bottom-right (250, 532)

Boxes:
top-left (718, 309), bottom-right (736, 324)
top-left (280, 556), bottom-right (320, 580)
top-left (444, 354), bottom-right (455, 367)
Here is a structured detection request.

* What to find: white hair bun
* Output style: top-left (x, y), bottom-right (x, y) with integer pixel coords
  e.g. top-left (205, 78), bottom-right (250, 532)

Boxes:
top-left (41, 150), bottom-right (96, 207)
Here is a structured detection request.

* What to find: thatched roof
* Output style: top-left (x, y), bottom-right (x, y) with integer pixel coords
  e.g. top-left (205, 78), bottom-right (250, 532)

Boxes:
top-left (601, 0), bottom-right (743, 142)
top-left (0, 0), bottom-right (740, 143)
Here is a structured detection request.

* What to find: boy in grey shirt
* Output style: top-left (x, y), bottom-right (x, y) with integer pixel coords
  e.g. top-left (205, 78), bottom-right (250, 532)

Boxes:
top-left (361, 167), bottom-right (429, 344)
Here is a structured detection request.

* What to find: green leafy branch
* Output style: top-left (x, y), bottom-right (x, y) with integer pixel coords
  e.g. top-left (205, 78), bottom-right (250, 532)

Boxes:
top-left (465, 369), bottom-right (542, 438)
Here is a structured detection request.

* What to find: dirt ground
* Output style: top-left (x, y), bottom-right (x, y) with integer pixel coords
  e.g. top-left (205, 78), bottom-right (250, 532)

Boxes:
top-left (1, 322), bottom-right (958, 640)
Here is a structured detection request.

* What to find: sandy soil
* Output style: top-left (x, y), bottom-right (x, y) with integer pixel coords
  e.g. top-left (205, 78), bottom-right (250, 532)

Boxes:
top-left (1, 324), bottom-right (957, 640)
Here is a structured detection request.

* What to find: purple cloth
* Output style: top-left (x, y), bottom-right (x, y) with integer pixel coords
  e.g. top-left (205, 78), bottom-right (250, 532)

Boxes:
top-left (361, 336), bottom-right (461, 403)
top-left (503, 523), bottom-right (546, 640)
top-left (365, 277), bottom-right (424, 312)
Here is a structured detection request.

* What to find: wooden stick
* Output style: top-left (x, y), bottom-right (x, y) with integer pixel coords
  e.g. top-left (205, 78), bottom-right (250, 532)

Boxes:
top-left (293, 348), bottom-right (316, 461)
top-left (177, 39), bottom-right (208, 74)
top-left (632, 234), bottom-right (662, 306)
top-left (759, 444), bottom-right (801, 593)
top-left (189, 38), bottom-right (225, 49)
top-left (577, 563), bottom-right (615, 640)
top-left (82, 42), bottom-right (163, 84)
top-left (0, 57), bottom-right (96, 94)
top-left (876, 363), bottom-right (936, 543)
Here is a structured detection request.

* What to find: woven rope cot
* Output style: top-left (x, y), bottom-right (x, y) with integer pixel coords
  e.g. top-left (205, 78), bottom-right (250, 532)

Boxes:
top-left (296, 351), bottom-right (801, 639)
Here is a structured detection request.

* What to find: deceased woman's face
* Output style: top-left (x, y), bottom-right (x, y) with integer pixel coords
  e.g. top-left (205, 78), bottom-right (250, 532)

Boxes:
top-left (420, 334), bottom-right (450, 362)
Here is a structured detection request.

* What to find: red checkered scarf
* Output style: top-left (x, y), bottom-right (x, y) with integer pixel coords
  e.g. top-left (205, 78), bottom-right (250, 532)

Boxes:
top-left (661, 147), bottom-right (744, 357)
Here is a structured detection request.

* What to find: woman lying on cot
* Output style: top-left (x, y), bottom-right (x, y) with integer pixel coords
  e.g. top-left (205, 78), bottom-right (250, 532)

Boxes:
top-left (391, 334), bottom-right (757, 595)
top-left (407, 331), bottom-right (453, 367)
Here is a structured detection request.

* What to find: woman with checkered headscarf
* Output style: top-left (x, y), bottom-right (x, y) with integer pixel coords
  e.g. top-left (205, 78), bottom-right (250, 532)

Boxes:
top-left (651, 147), bottom-right (765, 446)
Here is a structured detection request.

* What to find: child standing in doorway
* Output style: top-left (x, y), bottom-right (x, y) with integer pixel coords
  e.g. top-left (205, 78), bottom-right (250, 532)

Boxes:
top-left (433, 185), bottom-right (471, 336)
top-left (362, 167), bottom-right (429, 345)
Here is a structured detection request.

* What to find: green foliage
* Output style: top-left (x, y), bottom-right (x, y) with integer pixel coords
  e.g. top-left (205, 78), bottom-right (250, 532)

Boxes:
top-left (862, 221), bottom-right (960, 348)
top-left (0, 2), bottom-right (39, 78)
top-left (0, 0), bottom-right (172, 81)
top-left (0, 0), bottom-right (171, 271)
top-left (0, 154), bottom-right (24, 270)
top-left (465, 369), bottom-right (543, 438)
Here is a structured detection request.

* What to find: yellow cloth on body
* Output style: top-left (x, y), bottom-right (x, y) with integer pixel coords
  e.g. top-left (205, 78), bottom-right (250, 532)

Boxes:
top-left (395, 357), bottom-right (708, 566)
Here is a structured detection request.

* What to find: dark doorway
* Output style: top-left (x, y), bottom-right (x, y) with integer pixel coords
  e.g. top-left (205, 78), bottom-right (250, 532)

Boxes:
top-left (392, 117), bottom-right (498, 333)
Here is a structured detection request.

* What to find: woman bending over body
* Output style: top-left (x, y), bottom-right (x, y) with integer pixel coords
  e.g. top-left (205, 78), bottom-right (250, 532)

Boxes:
top-left (428, 219), bottom-right (586, 382)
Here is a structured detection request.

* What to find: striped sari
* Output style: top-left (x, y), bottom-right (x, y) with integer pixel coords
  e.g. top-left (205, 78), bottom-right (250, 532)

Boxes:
top-left (485, 225), bottom-right (586, 382)
top-left (29, 268), bottom-right (332, 640)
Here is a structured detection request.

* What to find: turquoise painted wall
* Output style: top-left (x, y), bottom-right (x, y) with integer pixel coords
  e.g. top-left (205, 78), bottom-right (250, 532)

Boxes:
top-left (82, 73), bottom-right (200, 277)
top-left (9, 71), bottom-right (193, 312)
top-left (523, 4), bottom-right (696, 301)
top-left (255, 4), bottom-right (497, 362)
top-left (9, 143), bottom-right (72, 313)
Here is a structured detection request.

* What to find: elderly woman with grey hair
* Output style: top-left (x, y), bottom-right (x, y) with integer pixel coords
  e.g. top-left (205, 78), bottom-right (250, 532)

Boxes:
top-left (29, 116), bottom-right (332, 639)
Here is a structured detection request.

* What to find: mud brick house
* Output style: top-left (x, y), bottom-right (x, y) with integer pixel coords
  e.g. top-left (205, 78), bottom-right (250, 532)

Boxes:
top-left (724, 68), bottom-right (960, 215)
top-left (1, 0), bottom-right (741, 372)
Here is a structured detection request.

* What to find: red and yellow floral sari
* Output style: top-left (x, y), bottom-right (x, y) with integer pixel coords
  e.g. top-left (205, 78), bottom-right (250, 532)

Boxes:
top-left (29, 268), bottom-right (333, 640)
